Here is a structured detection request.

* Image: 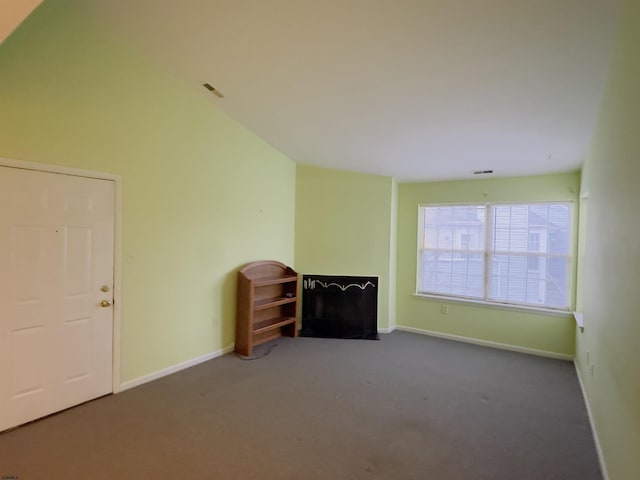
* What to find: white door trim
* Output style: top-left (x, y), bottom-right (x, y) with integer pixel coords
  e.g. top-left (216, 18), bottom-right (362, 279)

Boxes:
top-left (0, 157), bottom-right (123, 393)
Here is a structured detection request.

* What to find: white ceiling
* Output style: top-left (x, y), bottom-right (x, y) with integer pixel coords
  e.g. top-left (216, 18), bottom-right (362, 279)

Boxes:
top-left (80, 0), bottom-right (620, 182)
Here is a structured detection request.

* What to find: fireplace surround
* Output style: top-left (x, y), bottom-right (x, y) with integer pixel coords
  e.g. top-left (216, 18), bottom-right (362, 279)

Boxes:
top-left (301, 275), bottom-right (379, 340)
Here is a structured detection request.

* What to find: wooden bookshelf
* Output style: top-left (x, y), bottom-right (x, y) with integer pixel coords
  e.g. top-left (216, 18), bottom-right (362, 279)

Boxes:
top-left (235, 261), bottom-right (298, 357)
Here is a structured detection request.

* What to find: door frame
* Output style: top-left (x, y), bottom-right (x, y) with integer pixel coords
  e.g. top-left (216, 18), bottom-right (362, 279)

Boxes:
top-left (0, 156), bottom-right (123, 393)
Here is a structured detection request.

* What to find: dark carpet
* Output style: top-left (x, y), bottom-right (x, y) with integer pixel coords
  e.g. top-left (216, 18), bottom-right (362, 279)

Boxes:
top-left (0, 331), bottom-right (601, 479)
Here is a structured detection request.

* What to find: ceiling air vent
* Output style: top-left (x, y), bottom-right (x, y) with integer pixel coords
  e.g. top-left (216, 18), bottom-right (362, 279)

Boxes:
top-left (203, 83), bottom-right (224, 98)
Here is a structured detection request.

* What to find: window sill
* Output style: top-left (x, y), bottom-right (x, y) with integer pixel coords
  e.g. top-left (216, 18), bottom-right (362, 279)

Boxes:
top-left (573, 312), bottom-right (584, 332)
top-left (413, 293), bottom-right (573, 318)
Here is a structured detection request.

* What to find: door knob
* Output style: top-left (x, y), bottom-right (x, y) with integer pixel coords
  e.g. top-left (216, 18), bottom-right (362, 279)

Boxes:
top-left (100, 300), bottom-right (112, 308)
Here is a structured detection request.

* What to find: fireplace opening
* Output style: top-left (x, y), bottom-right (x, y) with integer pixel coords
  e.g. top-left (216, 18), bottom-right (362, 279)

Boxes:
top-left (301, 275), bottom-right (379, 340)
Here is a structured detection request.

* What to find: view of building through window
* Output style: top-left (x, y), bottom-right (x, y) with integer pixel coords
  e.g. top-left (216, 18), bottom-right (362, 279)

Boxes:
top-left (418, 202), bottom-right (572, 310)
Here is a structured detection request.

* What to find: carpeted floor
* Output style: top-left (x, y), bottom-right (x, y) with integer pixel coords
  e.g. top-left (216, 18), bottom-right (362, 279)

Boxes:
top-left (0, 331), bottom-right (601, 480)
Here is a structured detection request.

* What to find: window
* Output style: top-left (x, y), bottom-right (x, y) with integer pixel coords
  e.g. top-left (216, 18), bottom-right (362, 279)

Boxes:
top-left (528, 232), bottom-right (540, 251)
top-left (417, 202), bottom-right (572, 310)
top-left (526, 232), bottom-right (541, 270)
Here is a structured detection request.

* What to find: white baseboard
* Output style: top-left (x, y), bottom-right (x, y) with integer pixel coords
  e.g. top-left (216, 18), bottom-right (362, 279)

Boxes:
top-left (574, 362), bottom-right (609, 480)
top-left (117, 345), bottom-right (235, 392)
top-left (377, 327), bottom-right (396, 334)
top-left (395, 325), bottom-right (573, 361)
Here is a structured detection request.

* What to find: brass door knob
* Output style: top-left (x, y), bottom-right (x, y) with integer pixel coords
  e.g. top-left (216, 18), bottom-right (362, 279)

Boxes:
top-left (100, 300), bottom-right (112, 308)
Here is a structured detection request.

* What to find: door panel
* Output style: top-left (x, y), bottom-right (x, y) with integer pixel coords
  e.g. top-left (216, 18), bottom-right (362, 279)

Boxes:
top-left (0, 166), bottom-right (115, 431)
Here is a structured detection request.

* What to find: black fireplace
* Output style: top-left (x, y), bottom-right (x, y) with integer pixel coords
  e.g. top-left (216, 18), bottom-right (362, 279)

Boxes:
top-left (301, 275), bottom-right (379, 340)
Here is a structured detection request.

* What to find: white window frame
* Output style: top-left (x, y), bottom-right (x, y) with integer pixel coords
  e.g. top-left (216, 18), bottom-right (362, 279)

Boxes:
top-left (416, 201), bottom-right (574, 313)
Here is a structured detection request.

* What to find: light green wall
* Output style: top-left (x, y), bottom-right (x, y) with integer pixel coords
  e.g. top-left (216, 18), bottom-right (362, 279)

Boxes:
top-left (397, 172), bottom-right (580, 356)
top-left (575, 193), bottom-right (588, 313)
top-left (295, 165), bottom-right (395, 330)
top-left (0, 1), bottom-right (295, 383)
top-left (388, 178), bottom-right (398, 329)
top-left (576, 1), bottom-right (640, 478)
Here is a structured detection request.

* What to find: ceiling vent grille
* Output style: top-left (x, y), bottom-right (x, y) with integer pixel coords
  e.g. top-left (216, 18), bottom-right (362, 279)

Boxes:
top-left (203, 83), bottom-right (224, 98)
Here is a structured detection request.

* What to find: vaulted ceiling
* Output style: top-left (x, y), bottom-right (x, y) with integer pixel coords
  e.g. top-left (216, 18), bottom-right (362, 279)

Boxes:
top-left (19, 1), bottom-right (627, 181)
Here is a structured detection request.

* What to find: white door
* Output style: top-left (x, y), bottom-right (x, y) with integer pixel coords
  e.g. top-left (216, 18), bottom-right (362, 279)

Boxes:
top-left (0, 166), bottom-right (115, 431)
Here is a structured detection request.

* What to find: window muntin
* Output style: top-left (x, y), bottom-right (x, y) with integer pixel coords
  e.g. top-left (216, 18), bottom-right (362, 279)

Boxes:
top-left (418, 202), bottom-right (572, 310)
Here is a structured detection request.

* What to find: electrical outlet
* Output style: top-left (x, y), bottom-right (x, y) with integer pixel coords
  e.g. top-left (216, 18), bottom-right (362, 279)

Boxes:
top-left (590, 364), bottom-right (595, 377)
top-left (440, 304), bottom-right (449, 315)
